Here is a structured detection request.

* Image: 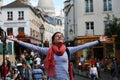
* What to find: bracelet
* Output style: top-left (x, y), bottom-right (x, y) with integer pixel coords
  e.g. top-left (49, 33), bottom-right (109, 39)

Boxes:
top-left (97, 40), bottom-right (101, 44)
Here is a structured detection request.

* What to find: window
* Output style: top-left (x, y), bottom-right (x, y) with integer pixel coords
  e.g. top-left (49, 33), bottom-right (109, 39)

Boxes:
top-left (85, 0), bottom-right (93, 12)
top-left (57, 19), bottom-right (62, 26)
top-left (7, 11), bottom-right (13, 20)
top-left (103, 0), bottom-right (112, 11)
top-left (18, 27), bottom-right (25, 37)
top-left (18, 11), bottom-right (24, 20)
top-left (0, 42), bottom-right (13, 54)
top-left (7, 28), bottom-right (13, 36)
top-left (86, 22), bottom-right (94, 35)
top-left (18, 27), bottom-right (24, 33)
top-left (104, 21), bottom-right (109, 30)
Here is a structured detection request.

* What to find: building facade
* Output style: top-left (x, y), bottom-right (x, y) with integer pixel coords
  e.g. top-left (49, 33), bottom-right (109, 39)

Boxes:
top-left (1, 0), bottom-right (64, 51)
top-left (63, 0), bottom-right (120, 65)
top-left (64, 0), bottom-right (120, 41)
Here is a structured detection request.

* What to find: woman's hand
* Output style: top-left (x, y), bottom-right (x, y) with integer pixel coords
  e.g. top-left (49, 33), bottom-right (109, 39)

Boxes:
top-left (7, 37), bottom-right (20, 43)
top-left (99, 36), bottom-right (111, 43)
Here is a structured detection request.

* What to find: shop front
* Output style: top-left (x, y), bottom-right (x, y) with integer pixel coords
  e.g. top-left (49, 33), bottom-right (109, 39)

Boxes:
top-left (74, 35), bottom-right (116, 68)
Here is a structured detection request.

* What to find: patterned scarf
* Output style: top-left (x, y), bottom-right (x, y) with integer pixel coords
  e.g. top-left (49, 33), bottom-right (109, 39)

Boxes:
top-left (44, 44), bottom-right (66, 78)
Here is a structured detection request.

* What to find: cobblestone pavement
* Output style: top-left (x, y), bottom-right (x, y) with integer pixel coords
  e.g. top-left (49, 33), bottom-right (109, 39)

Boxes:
top-left (74, 69), bottom-right (120, 80)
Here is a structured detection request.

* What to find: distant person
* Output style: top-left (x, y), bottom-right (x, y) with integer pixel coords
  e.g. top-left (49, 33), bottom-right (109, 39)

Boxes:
top-left (90, 56), bottom-right (96, 66)
top-left (32, 64), bottom-right (46, 80)
top-left (1, 60), bottom-right (11, 80)
top-left (90, 64), bottom-right (98, 80)
top-left (95, 59), bottom-right (101, 79)
top-left (16, 57), bottom-right (25, 79)
top-left (6, 55), bottom-right (11, 69)
top-left (79, 55), bottom-right (85, 71)
top-left (8, 32), bottom-right (110, 80)
top-left (111, 58), bottom-right (118, 80)
top-left (35, 55), bottom-right (41, 66)
top-left (21, 61), bottom-right (32, 80)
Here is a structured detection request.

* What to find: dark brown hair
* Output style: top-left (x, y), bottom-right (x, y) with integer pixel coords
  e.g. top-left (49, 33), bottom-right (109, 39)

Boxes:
top-left (52, 32), bottom-right (63, 44)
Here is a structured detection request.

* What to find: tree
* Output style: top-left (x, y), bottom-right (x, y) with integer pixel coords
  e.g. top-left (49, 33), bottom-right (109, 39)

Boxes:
top-left (105, 14), bottom-right (120, 49)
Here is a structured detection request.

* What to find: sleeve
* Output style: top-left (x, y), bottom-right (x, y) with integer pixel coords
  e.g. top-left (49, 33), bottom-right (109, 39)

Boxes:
top-left (18, 41), bottom-right (49, 55)
top-left (67, 40), bottom-right (99, 55)
top-left (90, 68), bottom-right (92, 74)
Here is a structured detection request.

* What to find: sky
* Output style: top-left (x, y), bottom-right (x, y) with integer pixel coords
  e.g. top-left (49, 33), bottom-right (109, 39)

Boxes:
top-left (3, 0), bottom-right (66, 16)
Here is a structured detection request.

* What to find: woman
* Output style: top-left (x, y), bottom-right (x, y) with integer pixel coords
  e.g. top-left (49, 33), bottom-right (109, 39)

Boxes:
top-left (8, 32), bottom-right (110, 80)
top-left (90, 64), bottom-right (98, 80)
top-left (21, 61), bottom-right (32, 80)
top-left (1, 60), bottom-right (11, 80)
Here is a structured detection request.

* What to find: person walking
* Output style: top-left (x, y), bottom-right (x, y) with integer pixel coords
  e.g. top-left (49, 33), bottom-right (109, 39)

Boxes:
top-left (8, 32), bottom-right (110, 80)
top-left (111, 58), bottom-right (118, 80)
top-left (21, 61), bottom-right (32, 80)
top-left (32, 64), bottom-right (46, 80)
top-left (79, 55), bottom-right (85, 72)
top-left (0, 59), bottom-right (11, 80)
top-left (95, 59), bottom-right (101, 79)
top-left (90, 64), bottom-right (98, 80)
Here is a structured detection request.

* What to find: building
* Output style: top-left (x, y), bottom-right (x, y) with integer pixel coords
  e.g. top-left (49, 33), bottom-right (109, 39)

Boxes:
top-left (37, 0), bottom-right (64, 45)
top-left (63, 0), bottom-right (120, 41)
top-left (0, 0), bottom-right (64, 54)
top-left (1, 0), bottom-right (45, 55)
top-left (63, 0), bottom-right (120, 66)
top-left (37, 0), bottom-right (55, 17)
top-left (0, 0), bottom-right (3, 25)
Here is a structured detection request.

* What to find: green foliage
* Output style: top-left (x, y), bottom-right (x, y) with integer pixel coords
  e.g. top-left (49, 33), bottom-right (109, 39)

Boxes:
top-left (104, 14), bottom-right (120, 49)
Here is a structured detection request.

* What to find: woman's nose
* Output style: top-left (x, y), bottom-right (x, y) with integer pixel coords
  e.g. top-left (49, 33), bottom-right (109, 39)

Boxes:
top-left (58, 35), bottom-right (62, 38)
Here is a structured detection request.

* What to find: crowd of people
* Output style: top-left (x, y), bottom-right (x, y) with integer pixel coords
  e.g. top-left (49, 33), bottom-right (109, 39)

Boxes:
top-left (78, 55), bottom-right (119, 80)
top-left (0, 52), bottom-right (47, 80)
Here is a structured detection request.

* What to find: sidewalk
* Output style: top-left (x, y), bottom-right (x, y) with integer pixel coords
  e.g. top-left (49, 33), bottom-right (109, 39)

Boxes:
top-left (74, 68), bottom-right (120, 80)
top-left (74, 68), bottom-right (90, 79)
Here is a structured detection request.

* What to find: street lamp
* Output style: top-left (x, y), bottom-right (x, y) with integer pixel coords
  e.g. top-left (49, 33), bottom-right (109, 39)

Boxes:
top-left (70, 28), bottom-right (73, 34)
top-left (40, 24), bottom-right (45, 47)
top-left (39, 24), bottom-right (45, 62)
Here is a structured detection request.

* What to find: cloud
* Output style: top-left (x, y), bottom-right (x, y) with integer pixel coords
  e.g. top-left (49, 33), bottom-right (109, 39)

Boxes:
top-left (30, 0), bottom-right (38, 6)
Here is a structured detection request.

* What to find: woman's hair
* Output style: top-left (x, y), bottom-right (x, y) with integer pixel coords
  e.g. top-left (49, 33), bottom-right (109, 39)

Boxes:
top-left (52, 32), bottom-right (63, 44)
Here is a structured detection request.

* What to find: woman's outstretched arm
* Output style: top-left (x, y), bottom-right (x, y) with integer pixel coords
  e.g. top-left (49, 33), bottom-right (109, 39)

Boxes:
top-left (68, 36), bottom-right (111, 55)
top-left (7, 37), bottom-right (49, 55)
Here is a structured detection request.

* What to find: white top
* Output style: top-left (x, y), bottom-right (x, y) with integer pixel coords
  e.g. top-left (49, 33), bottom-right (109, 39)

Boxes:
top-left (90, 67), bottom-right (98, 76)
top-left (35, 57), bottom-right (41, 65)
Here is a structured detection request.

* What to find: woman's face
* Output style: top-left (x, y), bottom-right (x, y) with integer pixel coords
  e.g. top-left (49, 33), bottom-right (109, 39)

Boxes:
top-left (53, 33), bottom-right (64, 44)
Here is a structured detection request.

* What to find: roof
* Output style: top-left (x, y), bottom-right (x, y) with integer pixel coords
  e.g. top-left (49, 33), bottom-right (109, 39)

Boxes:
top-left (1, 0), bottom-right (55, 25)
top-left (44, 16), bottom-right (56, 25)
top-left (1, 0), bottom-right (46, 22)
top-left (1, 0), bottom-right (31, 8)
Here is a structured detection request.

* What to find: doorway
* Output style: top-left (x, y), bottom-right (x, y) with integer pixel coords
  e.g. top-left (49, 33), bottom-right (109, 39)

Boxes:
top-left (93, 47), bottom-right (104, 60)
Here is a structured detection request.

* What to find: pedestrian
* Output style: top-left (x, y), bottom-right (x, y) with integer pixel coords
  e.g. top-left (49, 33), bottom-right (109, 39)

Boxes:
top-left (29, 55), bottom-right (33, 68)
top-left (6, 55), bottom-right (11, 70)
top-left (32, 64), bottom-right (46, 80)
top-left (79, 55), bottom-right (85, 72)
top-left (10, 66), bottom-right (19, 80)
top-left (8, 32), bottom-right (110, 80)
top-left (95, 59), bottom-right (101, 79)
top-left (0, 59), bottom-right (11, 80)
top-left (90, 56), bottom-right (96, 66)
top-left (21, 61), bottom-right (32, 80)
top-left (16, 57), bottom-right (25, 79)
top-left (111, 58), bottom-right (118, 80)
top-left (35, 55), bottom-right (41, 67)
top-left (90, 64), bottom-right (98, 80)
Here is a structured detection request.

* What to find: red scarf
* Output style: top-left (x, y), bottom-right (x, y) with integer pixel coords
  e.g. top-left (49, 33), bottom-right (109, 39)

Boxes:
top-left (44, 44), bottom-right (66, 78)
